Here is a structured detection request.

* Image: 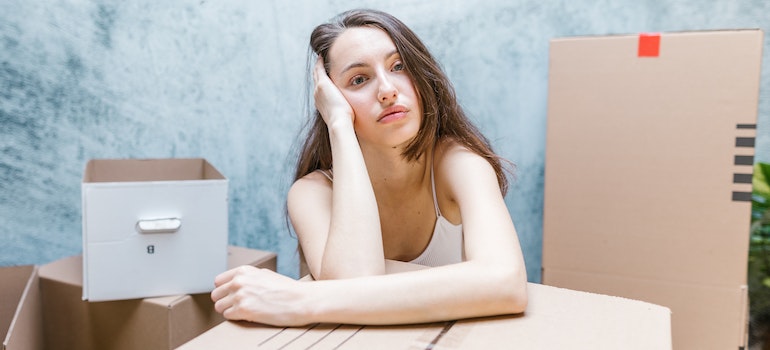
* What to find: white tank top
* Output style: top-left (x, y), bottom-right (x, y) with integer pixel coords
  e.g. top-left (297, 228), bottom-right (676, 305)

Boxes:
top-left (317, 166), bottom-right (464, 267)
top-left (408, 165), bottom-right (464, 267)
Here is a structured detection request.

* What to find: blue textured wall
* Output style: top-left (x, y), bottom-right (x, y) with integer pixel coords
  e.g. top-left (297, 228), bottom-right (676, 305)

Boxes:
top-left (2, 0), bottom-right (769, 281)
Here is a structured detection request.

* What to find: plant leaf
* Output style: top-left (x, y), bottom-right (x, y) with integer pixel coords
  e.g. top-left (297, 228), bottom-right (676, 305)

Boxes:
top-left (755, 162), bottom-right (770, 200)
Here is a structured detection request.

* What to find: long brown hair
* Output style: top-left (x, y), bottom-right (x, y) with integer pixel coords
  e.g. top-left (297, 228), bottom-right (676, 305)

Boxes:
top-left (294, 9), bottom-right (511, 194)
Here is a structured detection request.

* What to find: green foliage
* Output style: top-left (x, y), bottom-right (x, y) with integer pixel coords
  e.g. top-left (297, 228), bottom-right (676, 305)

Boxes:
top-left (749, 163), bottom-right (770, 344)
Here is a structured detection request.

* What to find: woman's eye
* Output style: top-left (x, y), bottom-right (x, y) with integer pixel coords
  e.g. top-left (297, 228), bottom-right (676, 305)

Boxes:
top-left (393, 62), bottom-right (404, 71)
top-left (351, 76), bottom-right (367, 85)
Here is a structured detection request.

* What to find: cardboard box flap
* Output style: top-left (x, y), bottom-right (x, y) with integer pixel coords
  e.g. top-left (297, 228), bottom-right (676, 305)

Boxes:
top-left (2, 266), bottom-right (44, 350)
top-left (1, 266), bottom-right (35, 335)
top-left (544, 268), bottom-right (746, 349)
top-left (38, 256), bottom-right (81, 286)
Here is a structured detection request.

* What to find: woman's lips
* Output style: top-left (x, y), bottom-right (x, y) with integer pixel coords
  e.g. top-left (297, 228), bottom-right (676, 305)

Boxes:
top-left (378, 105), bottom-right (409, 123)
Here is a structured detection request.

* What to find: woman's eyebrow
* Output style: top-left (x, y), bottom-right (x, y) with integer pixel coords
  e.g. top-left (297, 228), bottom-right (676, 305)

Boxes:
top-left (338, 50), bottom-right (400, 78)
top-left (338, 62), bottom-right (367, 77)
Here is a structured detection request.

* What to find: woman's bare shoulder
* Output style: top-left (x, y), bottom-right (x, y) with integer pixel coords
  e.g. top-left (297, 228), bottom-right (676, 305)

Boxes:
top-left (433, 138), bottom-right (499, 198)
top-left (288, 170), bottom-right (333, 203)
top-left (294, 170), bottom-right (332, 186)
top-left (434, 138), bottom-right (487, 169)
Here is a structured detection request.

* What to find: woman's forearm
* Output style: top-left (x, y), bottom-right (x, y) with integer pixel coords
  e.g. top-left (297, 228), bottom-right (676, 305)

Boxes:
top-left (302, 260), bottom-right (528, 325)
top-left (321, 120), bottom-right (385, 279)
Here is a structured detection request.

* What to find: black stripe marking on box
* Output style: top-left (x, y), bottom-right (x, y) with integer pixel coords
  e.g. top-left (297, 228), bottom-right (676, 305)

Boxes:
top-left (737, 124), bottom-right (757, 129)
top-left (735, 155), bottom-right (754, 166)
top-left (734, 173), bottom-right (753, 184)
top-left (736, 137), bottom-right (756, 147)
top-left (732, 191), bottom-right (752, 202)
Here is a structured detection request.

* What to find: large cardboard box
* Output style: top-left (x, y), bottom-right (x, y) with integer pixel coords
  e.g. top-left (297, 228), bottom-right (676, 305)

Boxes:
top-left (176, 282), bottom-right (672, 349)
top-left (82, 158), bottom-right (228, 301)
top-left (39, 246), bottom-right (276, 350)
top-left (542, 29), bottom-right (763, 349)
top-left (1, 265), bottom-right (43, 350)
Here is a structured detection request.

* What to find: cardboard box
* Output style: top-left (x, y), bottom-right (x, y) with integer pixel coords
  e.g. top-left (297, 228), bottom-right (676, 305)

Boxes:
top-left (82, 158), bottom-right (228, 301)
top-left (1, 265), bottom-right (43, 350)
top-left (176, 282), bottom-right (672, 349)
top-left (542, 29), bottom-right (763, 349)
top-left (38, 246), bottom-right (276, 350)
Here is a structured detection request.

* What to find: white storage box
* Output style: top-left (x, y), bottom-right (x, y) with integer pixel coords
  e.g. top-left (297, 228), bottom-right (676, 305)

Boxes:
top-left (81, 158), bottom-right (228, 302)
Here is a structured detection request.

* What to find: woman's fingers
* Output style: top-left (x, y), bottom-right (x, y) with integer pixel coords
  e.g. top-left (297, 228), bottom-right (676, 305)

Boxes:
top-left (313, 56), bottom-right (325, 84)
top-left (313, 56), bottom-right (355, 126)
top-left (210, 266), bottom-right (310, 326)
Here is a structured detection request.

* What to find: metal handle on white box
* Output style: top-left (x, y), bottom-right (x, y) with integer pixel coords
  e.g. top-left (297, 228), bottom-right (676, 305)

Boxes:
top-left (136, 218), bottom-right (182, 234)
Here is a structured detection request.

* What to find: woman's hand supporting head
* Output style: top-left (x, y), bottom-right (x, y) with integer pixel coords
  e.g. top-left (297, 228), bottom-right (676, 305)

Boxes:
top-left (313, 56), bottom-right (355, 129)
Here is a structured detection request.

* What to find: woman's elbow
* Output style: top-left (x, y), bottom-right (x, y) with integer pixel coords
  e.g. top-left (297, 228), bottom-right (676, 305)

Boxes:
top-left (505, 281), bottom-right (528, 314)
top-left (494, 266), bottom-right (528, 314)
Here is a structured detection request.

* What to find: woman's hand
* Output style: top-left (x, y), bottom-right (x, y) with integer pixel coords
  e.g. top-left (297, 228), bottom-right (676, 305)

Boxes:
top-left (211, 266), bottom-right (312, 327)
top-left (313, 56), bottom-right (355, 128)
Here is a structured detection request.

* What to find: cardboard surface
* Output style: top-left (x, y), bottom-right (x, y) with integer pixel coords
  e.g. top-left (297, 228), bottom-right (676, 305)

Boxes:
top-left (542, 29), bottom-right (763, 349)
top-left (82, 158), bottom-right (229, 301)
top-left (38, 246), bottom-right (276, 350)
top-left (1, 265), bottom-right (43, 350)
top-left (177, 282), bottom-right (672, 350)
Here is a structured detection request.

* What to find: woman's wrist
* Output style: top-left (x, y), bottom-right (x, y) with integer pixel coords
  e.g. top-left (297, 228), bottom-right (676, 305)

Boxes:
top-left (297, 279), bottom-right (331, 325)
top-left (327, 117), bottom-right (355, 138)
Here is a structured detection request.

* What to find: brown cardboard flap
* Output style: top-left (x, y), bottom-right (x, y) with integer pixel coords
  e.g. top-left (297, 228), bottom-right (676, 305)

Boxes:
top-left (1, 266), bottom-right (34, 337)
top-left (544, 268), bottom-right (744, 349)
top-left (227, 246), bottom-right (277, 271)
top-left (2, 266), bottom-right (43, 350)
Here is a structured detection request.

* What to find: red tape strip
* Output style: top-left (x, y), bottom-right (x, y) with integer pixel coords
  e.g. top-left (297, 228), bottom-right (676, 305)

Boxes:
top-left (638, 33), bottom-right (661, 57)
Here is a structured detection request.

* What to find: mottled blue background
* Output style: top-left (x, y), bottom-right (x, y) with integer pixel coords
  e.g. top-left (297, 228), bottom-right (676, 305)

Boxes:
top-left (2, 0), bottom-right (769, 280)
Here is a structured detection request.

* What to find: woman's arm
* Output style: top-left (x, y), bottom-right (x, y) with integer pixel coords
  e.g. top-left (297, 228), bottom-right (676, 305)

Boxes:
top-left (213, 143), bottom-right (527, 326)
top-left (212, 258), bottom-right (525, 326)
top-left (296, 58), bottom-right (384, 279)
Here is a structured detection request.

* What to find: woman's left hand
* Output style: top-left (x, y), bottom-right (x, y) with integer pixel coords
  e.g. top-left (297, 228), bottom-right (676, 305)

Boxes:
top-left (211, 266), bottom-right (312, 327)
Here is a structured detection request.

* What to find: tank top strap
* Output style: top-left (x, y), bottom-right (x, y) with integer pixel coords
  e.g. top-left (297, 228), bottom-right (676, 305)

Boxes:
top-left (318, 169), bottom-right (333, 182)
top-left (430, 162), bottom-right (441, 217)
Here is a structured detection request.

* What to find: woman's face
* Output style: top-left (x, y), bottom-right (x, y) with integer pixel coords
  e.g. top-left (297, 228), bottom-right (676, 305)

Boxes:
top-left (326, 26), bottom-right (422, 151)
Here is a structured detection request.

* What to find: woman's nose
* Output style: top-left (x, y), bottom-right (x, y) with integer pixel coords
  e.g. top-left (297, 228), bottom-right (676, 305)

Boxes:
top-left (377, 75), bottom-right (398, 103)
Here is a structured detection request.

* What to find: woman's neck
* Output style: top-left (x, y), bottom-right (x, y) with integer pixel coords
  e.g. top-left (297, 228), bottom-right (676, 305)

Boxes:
top-left (362, 145), bottom-right (431, 194)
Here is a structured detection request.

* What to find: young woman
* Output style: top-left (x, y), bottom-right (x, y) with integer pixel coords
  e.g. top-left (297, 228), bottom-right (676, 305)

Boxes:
top-left (211, 9), bottom-right (527, 327)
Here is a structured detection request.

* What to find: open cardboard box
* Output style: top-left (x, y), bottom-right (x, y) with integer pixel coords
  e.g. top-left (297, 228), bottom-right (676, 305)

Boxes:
top-left (177, 276), bottom-right (672, 349)
top-left (542, 29), bottom-right (763, 349)
top-left (2, 246), bottom-right (275, 350)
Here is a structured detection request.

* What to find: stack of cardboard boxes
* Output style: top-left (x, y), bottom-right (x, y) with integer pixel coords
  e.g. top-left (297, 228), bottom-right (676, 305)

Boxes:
top-left (2, 246), bottom-right (276, 350)
top-left (3, 158), bottom-right (278, 349)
